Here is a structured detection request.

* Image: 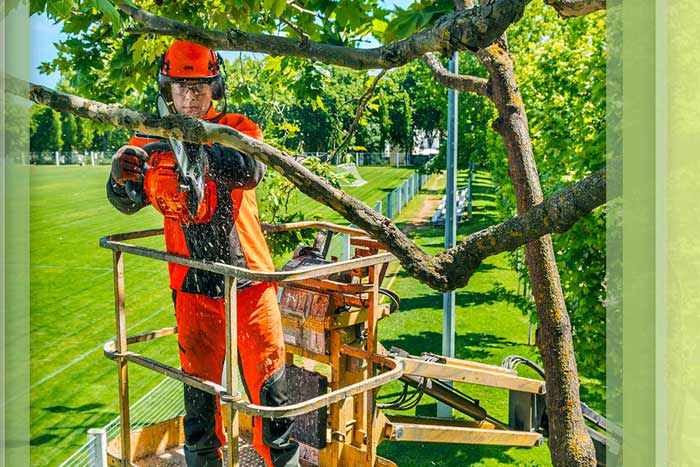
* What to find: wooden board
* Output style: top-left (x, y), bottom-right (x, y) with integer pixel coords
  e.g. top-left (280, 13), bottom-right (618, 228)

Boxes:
top-left (107, 417), bottom-right (185, 461)
top-left (388, 423), bottom-right (543, 446)
top-left (398, 358), bottom-right (546, 394)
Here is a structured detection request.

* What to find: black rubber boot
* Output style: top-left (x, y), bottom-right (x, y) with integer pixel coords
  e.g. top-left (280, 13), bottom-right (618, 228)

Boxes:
top-left (183, 385), bottom-right (223, 467)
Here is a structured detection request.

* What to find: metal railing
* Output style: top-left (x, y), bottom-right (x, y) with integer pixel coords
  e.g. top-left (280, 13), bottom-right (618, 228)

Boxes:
top-left (29, 151), bottom-right (112, 166)
top-left (57, 377), bottom-right (184, 467)
top-left (100, 222), bottom-right (404, 467)
top-left (385, 172), bottom-right (430, 219)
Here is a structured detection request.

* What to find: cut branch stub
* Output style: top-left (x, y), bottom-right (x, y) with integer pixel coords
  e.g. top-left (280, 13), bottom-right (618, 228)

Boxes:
top-left (423, 53), bottom-right (490, 96)
top-left (544, 0), bottom-right (606, 18)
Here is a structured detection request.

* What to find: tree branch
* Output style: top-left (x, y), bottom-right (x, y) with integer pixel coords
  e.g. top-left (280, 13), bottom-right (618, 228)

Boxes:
top-left (117, 1), bottom-right (532, 70)
top-left (22, 81), bottom-right (607, 292)
top-left (330, 70), bottom-right (386, 159)
top-left (544, 0), bottom-right (606, 18)
top-left (279, 17), bottom-right (309, 41)
top-left (423, 53), bottom-right (490, 96)
top-left (439, 168), bottom-right (606, 290)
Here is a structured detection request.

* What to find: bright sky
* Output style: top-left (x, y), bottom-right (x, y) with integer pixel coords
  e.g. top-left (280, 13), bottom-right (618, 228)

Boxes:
top-left (30, 0), bottom-right (415, 88)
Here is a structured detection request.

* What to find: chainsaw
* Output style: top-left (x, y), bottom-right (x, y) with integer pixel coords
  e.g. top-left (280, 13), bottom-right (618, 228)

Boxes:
top-left (156, 95), bottom-right (207, 218)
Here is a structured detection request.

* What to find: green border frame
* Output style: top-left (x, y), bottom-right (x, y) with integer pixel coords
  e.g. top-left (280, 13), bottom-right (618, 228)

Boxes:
top-left (5, 1), bottom-right (700, 466)
top-left (2, 2), bottom-right (31, 467)
top-left (665, 1), bottom-right (700, 466)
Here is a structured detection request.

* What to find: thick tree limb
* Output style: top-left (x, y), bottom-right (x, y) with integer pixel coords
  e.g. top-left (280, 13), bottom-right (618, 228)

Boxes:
top-left (117, 2), bottom-right (531, 70)
top-left (544, 0), bottom-right (606, 18)
top-left (439, 167), bottom-right (605, 290)
top-left (24, 81), bottom-right (606, 292)
top-left (478, 38), bottom-right (597, 466)
top-left (423, 53), bottom-right (490, 96)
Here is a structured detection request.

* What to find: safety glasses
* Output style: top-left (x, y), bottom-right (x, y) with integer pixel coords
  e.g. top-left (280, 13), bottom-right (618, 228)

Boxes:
top-left (171, 80), bottom-right (212, 97)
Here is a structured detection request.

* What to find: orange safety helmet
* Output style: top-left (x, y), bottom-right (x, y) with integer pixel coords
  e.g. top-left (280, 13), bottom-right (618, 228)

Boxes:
top-left (158, 40), bottom-right (226, 101)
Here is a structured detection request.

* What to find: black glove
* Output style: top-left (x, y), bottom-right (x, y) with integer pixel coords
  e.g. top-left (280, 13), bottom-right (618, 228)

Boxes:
top-left (111, 145), bottom-right (150, 204)
top-left (110, 145), bottom-right (149, 185)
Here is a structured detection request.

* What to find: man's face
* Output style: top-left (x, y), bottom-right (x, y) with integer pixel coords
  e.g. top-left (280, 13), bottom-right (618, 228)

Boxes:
top-left (171, 80), bottom-right (213, 118)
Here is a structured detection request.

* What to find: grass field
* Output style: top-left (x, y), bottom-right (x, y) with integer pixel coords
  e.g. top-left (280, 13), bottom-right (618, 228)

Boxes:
top-left (28, 164), bottom-right (595, 467)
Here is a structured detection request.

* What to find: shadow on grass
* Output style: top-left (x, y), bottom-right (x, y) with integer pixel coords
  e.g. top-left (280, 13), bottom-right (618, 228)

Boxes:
top-left (397, 287), bottom-right (506, 312)
top-left (419, 188), bottom-right (443, 196)
top-left (32, 402), bottom-right (110, 446)
top-left (381, 330), bottom-right (515, 361)
top-left (377, 438), bottom-right (530, 467)
top-left (31, 434), bottom-right (59, 446)
top-left (44, 403), bottom-right (104, 413)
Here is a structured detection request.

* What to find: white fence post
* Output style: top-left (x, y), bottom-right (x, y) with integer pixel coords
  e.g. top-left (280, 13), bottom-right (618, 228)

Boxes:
top-left (87, 428), bottom-right (108, 467)
top-left (55, 151), bottom-right (60, 166)
top-left (342, 233), bottom-right (351, 261)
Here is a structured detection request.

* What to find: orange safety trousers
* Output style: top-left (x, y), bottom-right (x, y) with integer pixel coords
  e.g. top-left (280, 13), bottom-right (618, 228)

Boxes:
top-left (175, 282), bottom-right (297, 467)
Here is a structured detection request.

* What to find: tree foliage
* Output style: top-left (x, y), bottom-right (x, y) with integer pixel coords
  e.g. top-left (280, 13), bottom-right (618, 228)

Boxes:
top-left (29, 106), bottom-right (62, 153)
top-left (60, 111), bottom-right (77, 152)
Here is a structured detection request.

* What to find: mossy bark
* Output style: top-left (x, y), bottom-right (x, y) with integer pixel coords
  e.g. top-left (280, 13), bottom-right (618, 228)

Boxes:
top-left (478, 38), bottom-right (597, 467)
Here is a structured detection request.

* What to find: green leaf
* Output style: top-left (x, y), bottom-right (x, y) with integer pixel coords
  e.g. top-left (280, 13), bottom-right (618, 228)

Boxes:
top-left (263, 56), bottom-right (283, 74)
top-left (46, 0), bottom-right (74, 18)
top-left (383, 11), bottom-right (420, 43)
top-left (371, 18), bottom-right (387, 35)
top-left (30, 0), bottom-right (49, 16)
top-left (263, 0), bottom-right (286, 17)
top-left (92, 0), bottom-right (121, 29)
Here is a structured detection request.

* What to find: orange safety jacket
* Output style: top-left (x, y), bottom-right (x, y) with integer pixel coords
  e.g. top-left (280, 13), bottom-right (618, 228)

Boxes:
top-left (107, 106), bottom-right (274, 296)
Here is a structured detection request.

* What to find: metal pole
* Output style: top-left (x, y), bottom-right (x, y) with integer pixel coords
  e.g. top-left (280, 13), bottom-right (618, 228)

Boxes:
top-left (225, 276), bottom-right (240, 467)
top-left (342, 233), bottom-right (351, 261)
top-left (468, 159), bottom-right (474, 217)
top-left (439, 51), bottom-right (458, 418)
top-left (397, 187), bottom-right (402, 213)
top-left (88, 428), bottom-right (108, 467)
top-left (113, 251), bottom-right (132, 465)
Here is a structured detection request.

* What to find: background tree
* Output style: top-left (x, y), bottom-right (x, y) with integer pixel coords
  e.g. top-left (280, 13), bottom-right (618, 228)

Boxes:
top-left (60, 111), bottom-right (77, 153)
top-left (29, 106), bottom-right (62, 154)
top-left (74, 117), bottom-right (96, 152)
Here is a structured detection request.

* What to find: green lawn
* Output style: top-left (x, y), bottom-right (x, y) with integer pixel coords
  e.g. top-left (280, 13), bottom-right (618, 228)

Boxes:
top-left (29, 165), bottom-right (596, 467)
top-left (374, 171), bottom-right (553, 466)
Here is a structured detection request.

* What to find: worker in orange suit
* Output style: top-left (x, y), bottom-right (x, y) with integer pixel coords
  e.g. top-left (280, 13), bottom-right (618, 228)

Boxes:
top-left (106, 40), bottom-right (299, 467)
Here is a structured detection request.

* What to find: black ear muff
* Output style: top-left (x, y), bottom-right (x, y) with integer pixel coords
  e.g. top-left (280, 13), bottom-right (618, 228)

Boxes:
top-left (210, 76), bottom-right (225, 100)
top-left (209, 52), bottom-right (226, 101)
top-left (156, 53), bottom-right (174, 102)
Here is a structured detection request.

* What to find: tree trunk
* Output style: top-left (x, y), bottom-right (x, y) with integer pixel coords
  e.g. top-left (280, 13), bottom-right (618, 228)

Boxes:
top-left (478, 38), bottom-right (597, 467)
